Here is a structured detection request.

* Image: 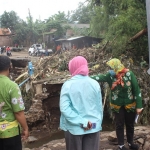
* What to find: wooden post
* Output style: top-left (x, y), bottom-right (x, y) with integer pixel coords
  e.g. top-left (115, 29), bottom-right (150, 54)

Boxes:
top-left (146, 0), bottom-right (150, 74)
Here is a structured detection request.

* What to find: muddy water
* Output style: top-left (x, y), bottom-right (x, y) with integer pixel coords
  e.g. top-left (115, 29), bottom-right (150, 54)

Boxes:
top-left (25, 117), bottom-right (114, 149)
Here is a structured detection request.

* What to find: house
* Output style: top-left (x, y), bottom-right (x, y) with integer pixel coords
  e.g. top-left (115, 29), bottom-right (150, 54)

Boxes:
top-left (41, 24), bottom-right (99, 50)
top-left (39, 24), bottom-right (90, 48)
top-left (55, 36), bottom-right (102, 50)
top-left (0, 28), bottom-right (13, 47)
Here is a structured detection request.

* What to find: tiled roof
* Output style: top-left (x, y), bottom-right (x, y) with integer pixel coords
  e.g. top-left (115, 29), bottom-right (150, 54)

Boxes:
top-left (0, 28), bottom-right (11, 36)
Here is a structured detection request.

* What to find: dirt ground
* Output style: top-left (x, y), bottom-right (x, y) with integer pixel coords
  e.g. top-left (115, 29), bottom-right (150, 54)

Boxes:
top-left (10, 50), bottom-right (30, 58)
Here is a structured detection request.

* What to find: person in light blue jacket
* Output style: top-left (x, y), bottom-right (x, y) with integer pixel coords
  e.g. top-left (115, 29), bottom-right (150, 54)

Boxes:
top-left (59, 56), bottom-right (103, 150)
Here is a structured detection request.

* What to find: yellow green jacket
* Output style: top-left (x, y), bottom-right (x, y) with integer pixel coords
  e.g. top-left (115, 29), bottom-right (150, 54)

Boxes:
top-left (0, 75), bottom-right (25, 138)
top-left (91, 71), bottom-right (142, 112)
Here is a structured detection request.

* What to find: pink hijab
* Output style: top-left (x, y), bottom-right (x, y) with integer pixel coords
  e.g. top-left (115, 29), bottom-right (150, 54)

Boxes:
top-left (69, 56), bottom-right (89, 76)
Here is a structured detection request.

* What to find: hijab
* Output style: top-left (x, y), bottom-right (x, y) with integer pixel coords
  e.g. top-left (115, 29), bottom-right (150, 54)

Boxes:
top-left (107, 58), bottom-right (129, 90)
top-left (69, 56), bottom-right (89, 77)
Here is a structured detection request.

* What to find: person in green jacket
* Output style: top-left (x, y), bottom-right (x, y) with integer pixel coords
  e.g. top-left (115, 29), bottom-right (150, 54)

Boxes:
top-left (91, 58), bottom-right (143, 150)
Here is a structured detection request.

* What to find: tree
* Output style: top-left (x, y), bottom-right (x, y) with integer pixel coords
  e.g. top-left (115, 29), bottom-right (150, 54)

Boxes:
top-left (89, 0), bottom-right (147, 57)
top-left (12, 20), bottom-right (29, 45)
top-left (69, 2), bottom-right (93, 23)
top-left (0, 11), bottom-right (20, 31)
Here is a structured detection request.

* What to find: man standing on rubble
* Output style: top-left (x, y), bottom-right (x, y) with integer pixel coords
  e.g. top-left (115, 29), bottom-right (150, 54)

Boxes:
top-left (0, 55), bottom-right (29, 150)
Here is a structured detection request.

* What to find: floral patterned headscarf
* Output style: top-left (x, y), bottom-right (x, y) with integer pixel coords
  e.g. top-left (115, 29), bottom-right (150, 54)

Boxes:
top-left (106, 58), bottom-right (129, 90)
top-left (106, 58), bottom-right (125, 74)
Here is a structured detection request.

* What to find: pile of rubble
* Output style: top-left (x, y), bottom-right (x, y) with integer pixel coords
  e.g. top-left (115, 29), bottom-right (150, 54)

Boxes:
top-left (11, 42), bottom-right (150, 139)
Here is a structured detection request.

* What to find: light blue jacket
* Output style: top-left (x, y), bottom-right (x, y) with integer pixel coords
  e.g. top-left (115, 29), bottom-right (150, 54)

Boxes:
top-left (59, 75), bottom-right (103, 135)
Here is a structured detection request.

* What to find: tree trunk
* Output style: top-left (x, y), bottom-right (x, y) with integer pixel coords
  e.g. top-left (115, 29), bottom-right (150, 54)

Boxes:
top-left (130, 28), bottom-right (147, 41)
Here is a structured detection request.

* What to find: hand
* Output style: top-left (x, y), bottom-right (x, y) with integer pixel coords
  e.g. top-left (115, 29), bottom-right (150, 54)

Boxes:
top-left (83, 121), bottom-right (92, 131)
top-left (108, 70), bottom-right (116, 76)
top-left (136, 108), bottom-right (143, 115)
top-left (21, 129), bottom-right (29, 140)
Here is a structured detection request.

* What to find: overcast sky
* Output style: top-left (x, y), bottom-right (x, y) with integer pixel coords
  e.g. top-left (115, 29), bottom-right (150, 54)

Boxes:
top-left (0, 0), bottom-right (86, 21)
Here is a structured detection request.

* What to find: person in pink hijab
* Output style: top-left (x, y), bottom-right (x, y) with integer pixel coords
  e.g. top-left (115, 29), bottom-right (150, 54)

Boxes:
top-left (59, 56), bottom-right (103, 150)
top-left (68, 56), bottom-right (89, 76)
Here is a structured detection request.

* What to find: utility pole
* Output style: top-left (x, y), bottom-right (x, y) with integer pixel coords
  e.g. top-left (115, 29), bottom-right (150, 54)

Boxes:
top-left (146, 0), bottom-right (150, 74)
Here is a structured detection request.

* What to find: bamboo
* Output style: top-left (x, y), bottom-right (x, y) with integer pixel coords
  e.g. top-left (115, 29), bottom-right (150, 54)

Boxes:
top-left (15, 72), bottom-right (28, 82)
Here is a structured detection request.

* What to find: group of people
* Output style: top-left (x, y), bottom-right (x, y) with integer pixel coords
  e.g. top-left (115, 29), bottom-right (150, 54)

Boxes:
top-left (0, 54), bottom-right (142, 150)
top-left (59, 56), bottom-right (143, 150)
top-left (56, 44), bottom-right (77, 54)
top-left (0, 46), bottom-right (12, 56)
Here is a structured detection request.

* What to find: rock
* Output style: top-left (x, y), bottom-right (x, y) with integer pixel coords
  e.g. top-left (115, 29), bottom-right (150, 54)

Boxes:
top-left (28, 136), bottom-right (38, 143)
top-left (146, 134), bottom-right (150, 140)
top-left (100, 137), bottom-right (108, 141)
top-left (108, 131), bottom-right (117, 142)
top-left (137, 138), bottom-right (144, 144)
top-left (41, 148), bottom-right (51, 150)
top-left (143, 141), bottom-right (150, 150)
top-left (43, 125), bottom-right (47, 129)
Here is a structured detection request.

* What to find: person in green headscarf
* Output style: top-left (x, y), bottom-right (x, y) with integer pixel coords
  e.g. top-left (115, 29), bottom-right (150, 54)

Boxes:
top-left (91, 58), bottom-right (143, 150)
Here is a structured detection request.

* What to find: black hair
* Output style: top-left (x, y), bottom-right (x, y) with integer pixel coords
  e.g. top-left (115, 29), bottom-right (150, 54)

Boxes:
top-left (0, 55), bottom-right (11, 72)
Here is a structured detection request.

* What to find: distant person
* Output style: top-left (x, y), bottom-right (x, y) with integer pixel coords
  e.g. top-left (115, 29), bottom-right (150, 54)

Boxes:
top-left (59, 56), bottom-right (103, 150)
top-left (72, 44), bottom-right (76, 49)
top-left (6, 46), bottom-right (12, 57)
top-left (0, 55), bottom-right (29, 150)
top-left (15, 44), bottom-right (18, 48)
top-left (56, 45), bottom-right (61, 54)
top-left (45, 47), bottom-right (49, 56)
top-left (1, 46), bottom-right (5, 54)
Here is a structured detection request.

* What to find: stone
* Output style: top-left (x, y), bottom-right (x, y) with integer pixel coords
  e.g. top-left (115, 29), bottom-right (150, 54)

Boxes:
top-left (108, 131), bottom-right (117, 142)
top-left (143, 141), bottom-right (150, 150)
top-left (100, 137), bottom-right (108, 141)
top-left (61, 143), bottom-right (66, 147)
top-left (41, 148), bottom-right (51, 150)
top-left (43, 125), bottom-right (47, 129)
top-left (137, 138), bottom-right (144, 144)
top-left (146, 134), bottom-right (150, 139)
top-left (52, 144), bottom-right (59, 147)
top-left (27, 136), bottom-right (38, 143)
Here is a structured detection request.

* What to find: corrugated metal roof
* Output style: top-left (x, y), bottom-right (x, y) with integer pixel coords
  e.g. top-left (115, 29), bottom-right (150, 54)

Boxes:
top-left (55, 39), bottom-right (67, 41)
top-left (67, 36), bottom-right (85, 41)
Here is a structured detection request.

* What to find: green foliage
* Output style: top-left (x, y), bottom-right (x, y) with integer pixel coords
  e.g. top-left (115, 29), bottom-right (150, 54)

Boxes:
top-left (69, 2), bottom-right (93, 23)
top-left (89, 0), bottom-right (147, 58)
top-left (12, 20), bottom-right (29, 44)
top-left (0, 11), bottom-right (20, 31)
top-left (72, 26), bottom-right (90, 36)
